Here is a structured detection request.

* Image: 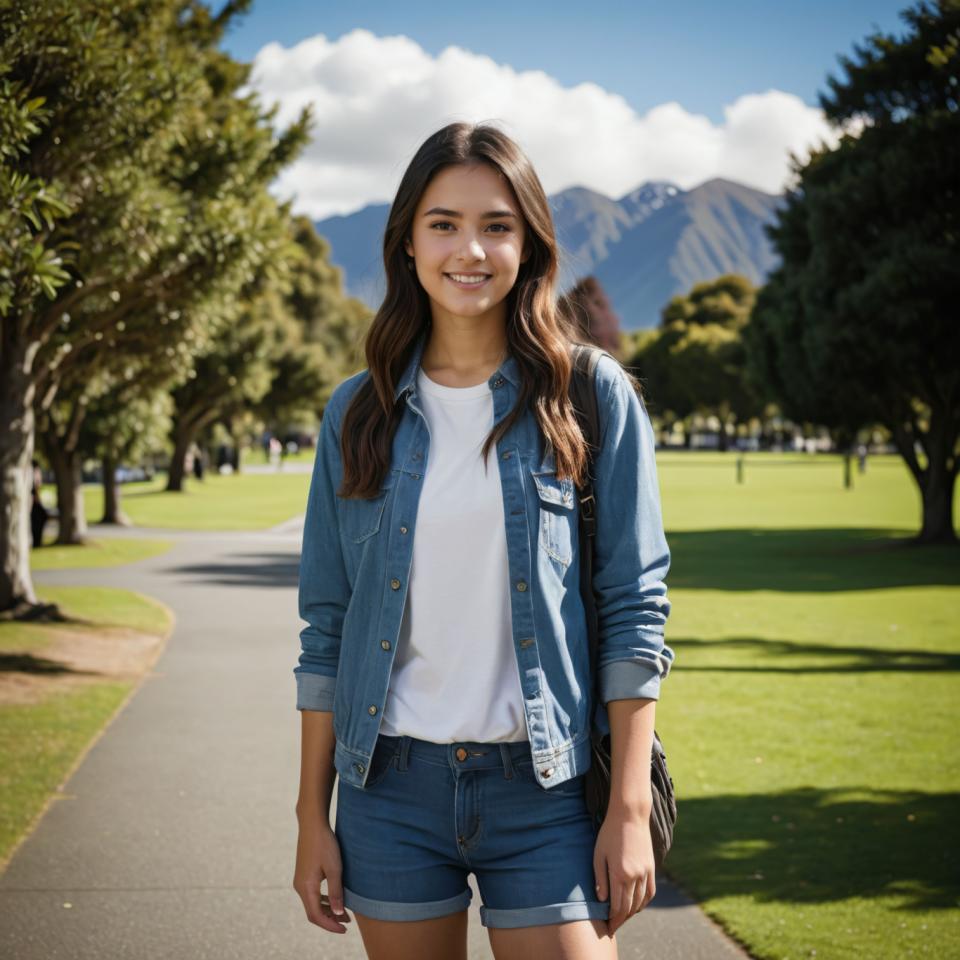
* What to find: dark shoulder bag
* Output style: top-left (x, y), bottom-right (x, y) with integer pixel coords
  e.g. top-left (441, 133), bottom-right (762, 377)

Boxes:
top-left (568, 342), bottom-right (678, 867)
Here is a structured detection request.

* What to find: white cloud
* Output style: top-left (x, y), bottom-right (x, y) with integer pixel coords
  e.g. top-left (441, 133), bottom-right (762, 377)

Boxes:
top-left (244, 28), bottom-right (842, 220)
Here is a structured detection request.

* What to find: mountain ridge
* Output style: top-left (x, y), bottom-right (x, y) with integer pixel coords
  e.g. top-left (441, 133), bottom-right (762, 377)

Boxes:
top-left (315, 177), bottom-right (785, 330)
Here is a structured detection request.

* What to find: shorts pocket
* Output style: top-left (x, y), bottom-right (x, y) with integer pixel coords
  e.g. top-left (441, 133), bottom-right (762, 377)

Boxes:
top-left (348, 737), bottom-right (397, 791)
top-left (530, 469), bottom-right (576, 568)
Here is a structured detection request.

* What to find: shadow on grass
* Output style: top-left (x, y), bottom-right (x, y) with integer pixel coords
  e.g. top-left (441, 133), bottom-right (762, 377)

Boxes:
top-left (172, 552), bottom-right (299, 587)
top-left (0, 653), bottom-right (98, 676)
top-left (669, 528), bottom-right (960, 592)
top-left (663, 787), bottom-right (959, 911)
top-left (674, 637), bottom-right (960, 672)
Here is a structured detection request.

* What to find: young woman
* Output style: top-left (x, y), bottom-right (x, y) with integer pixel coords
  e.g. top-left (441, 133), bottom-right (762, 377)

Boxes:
top-left (293, 121), bottom-right (675, 960)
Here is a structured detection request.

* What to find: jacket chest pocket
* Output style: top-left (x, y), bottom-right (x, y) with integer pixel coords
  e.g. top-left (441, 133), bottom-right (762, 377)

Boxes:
top-left (337, 482), bottom-right (393, 544)
top-left (531, 469), bottom-right (576, 568)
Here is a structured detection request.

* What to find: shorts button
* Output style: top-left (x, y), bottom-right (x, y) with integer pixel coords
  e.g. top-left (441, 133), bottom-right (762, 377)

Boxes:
top-left (400, 526), bottom-right (408, 534)
top-left (368, 705), bottom-right (378, 715)
top-left (516, 580), bottom-right (527, 592)
top-left (380, 639), bottom-right (391, 650)
top-left (391, 578), bottom-right (401, 589)
top-left (455, 747), bottom-right (468, 761)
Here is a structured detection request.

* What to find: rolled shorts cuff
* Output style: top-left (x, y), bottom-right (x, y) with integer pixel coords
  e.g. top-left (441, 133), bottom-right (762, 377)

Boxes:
top-left (343, 885), bottom-right (473, 922)
top-left (480, 899), bottom-right (610, 929)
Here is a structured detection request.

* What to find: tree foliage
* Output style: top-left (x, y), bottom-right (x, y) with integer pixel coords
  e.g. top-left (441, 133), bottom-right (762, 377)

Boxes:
top-left (744, 0), bottom-right (959, 542)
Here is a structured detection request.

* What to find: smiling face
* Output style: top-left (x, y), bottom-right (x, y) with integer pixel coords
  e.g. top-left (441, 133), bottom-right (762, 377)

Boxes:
top-left (404, 161), bottom-right (530, 327)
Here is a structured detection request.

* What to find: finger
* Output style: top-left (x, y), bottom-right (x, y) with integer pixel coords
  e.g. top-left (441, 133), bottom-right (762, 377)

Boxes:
top-left (593, 852), bottom-right (608, 902)
top-left (326, 870), bottom-right (347, 918)
top-left (319, 892), bottom-right (352, 923)
top-left (609, 873), bottom-right (623, 920)
top-left (301, 879), bottom-right (348, 933)
top-left (643, 872), bottom-right (657, 910)
top-left (624, 878), bottom-right (639, 920)
top-left (630, 875), bottom-right (646, 916)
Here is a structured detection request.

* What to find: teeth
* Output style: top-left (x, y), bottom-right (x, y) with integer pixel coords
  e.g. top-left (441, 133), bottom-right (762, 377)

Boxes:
top-left (448, 273), bottom-right (489, 284)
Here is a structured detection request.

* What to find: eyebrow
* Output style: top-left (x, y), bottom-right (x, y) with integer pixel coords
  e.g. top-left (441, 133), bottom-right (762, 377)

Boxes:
top-left (422, 207), bottom-right (518, 219)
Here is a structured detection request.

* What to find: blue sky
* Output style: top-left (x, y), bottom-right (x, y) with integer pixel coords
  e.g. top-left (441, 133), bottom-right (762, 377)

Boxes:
top-left (216, 1), bottom-right (914, 219)
top-left (220, 1), bottom-right (909, 127)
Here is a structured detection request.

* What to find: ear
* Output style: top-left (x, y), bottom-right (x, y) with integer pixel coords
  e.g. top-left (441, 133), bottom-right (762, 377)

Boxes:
top-left (403, 237), bottom-right (414, 258)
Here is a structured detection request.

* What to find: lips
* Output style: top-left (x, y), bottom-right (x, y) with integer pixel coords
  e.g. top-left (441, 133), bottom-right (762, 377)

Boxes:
top-left (444, 272), bottom-right (492, 288)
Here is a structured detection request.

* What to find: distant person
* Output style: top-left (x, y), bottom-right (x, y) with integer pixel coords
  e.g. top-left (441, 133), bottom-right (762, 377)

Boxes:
top-left (192, 444), bottom-right (205, 481)
top-left (857, 442), bottom-right (867, 473)
top-left (30, 459), bottom-right (49, 548)
top-left (292, 122), bottom-right (676, 955)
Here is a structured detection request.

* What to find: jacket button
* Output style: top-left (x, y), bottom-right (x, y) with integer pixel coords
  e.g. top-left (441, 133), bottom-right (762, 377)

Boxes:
top-left (368, 705), bottom-right (378, 715)
top-left (456, 747), bottom-right (468, 761)
top-left (400, 525), bottom-right (408, 534)
top-left (541, 767), bottom-right (554, 778)
top-left (501, 451), bottom-right (511, 460)
top-left (380, 639), bottom-right (391, 650)
top-left (391, 578), bottom-right (401, 589)
top-left (411, 473), bottom-right (420, 480)
top-left (355, 763), bottom-right (365, 775)
top-left (516, 580), bottom-right (527, 592)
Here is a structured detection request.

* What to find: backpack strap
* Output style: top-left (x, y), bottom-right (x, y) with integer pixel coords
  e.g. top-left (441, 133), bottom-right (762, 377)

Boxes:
top-left (568, 343), bottom-right (604, 714)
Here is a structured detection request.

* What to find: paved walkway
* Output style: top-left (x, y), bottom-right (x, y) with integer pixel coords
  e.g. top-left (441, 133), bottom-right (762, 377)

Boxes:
top-left (0, 520), bottom-right (752, 959)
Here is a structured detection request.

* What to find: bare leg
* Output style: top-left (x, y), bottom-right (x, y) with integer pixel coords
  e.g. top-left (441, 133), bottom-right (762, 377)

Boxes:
top-left (489, 918), bottom-right (617, 960)
top-left (353, 909), bottom-right (469, 960)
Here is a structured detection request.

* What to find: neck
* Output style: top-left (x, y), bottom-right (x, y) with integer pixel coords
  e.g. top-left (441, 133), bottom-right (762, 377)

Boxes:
top-left (421, 319), bottom-right (508, 378)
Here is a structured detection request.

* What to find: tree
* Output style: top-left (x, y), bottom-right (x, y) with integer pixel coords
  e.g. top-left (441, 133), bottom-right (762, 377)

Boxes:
top-left (0, 2), bottom-right (310, 608)
top-left (85, 389), bottom-right (173, 527)
top-left (744, 0), bottom-right (960, 543)
top-left (629, 274), bottom-right (764, 448)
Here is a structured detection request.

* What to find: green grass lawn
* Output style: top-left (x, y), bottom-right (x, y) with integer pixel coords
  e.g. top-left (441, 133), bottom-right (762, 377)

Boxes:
top-left (55, 468), bottom-right (314, 530)
top-left (0, 587), bottom-right (173, 866)
top-left (248, 447), bottom-right (315, 466)
top-left (654, 452), bottom-right (960, 960)
top-left (31, 537), bottom-right (173, 569)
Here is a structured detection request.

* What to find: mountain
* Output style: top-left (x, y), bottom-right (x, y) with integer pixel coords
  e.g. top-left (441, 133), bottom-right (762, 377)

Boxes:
top-left (314, 177), bottom-right (785, 330)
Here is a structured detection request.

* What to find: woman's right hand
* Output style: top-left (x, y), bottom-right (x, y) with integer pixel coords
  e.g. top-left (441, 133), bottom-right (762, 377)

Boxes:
top-left (293, 815), bottom-right (353, 934)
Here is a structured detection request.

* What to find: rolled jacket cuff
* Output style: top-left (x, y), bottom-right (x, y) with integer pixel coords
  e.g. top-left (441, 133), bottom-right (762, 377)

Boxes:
top-left (599, 660), bottom-right (661, 703)
top-left (295, 671), bottom-right (337, 712)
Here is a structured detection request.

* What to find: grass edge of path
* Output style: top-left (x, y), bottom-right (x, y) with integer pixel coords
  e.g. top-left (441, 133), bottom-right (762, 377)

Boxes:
top-left (0, 588), bottom-right (176, 871)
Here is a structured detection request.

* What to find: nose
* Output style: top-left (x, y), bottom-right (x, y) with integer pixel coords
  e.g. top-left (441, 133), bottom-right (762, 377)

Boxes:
top-left (458, 236), bottom-right (485, 261)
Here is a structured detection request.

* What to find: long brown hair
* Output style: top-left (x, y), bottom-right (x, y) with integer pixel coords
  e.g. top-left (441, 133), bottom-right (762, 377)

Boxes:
top-left (338, 120), bottom-right (636, 498)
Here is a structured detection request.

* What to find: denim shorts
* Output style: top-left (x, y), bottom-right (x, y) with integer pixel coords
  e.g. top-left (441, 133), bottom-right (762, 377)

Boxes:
top-left (334, 732), bottom-right (610, 929)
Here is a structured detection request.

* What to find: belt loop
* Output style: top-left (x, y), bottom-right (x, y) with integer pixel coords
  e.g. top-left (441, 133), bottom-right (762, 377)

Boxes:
top-left (499, 742), bottom-right (515, 780)
top-left (397, 735), bottom-right (411, 772)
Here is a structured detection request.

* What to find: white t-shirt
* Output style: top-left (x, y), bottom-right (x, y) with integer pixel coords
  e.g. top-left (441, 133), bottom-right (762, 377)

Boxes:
top-left (379, 367), bottom-right (528, 743)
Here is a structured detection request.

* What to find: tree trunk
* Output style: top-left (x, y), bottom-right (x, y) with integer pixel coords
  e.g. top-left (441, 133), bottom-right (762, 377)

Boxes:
top-left (918, 453), bottom-right (957, 545)
top-left (0, 341), bottom-right (40, 613)
top-left (888, 404), bottom-right (958, 546)
top-left (167, 425), bottom-right (193, 492)
top-left (100, 454), bottom-right (132, 525)
top-left (46, 436), bottom-right (88, 545)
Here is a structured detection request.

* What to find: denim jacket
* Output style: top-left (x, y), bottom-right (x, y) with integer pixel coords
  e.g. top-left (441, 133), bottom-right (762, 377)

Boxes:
top-left (295, 330), bottom-right (675, 790)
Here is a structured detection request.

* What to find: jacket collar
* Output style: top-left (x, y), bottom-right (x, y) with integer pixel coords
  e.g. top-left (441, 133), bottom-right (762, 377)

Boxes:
top-left (392, 327), bottom-right (521, 402)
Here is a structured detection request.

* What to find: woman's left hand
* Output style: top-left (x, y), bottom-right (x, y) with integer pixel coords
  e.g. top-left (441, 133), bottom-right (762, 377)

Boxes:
top-left (593, 806), bottom-right (657, 936)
